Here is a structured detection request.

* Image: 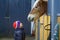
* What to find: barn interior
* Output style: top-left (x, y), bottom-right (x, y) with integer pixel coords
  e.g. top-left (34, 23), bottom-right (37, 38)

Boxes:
top-left (0, 0), bottom-right (60, 40)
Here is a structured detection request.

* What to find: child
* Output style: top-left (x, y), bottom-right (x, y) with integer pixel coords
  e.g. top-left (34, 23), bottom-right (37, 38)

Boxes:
top-left (13, 21), bottom-right (25, 40)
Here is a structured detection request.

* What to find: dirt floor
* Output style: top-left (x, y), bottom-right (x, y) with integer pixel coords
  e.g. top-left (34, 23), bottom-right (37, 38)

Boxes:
top-left (0, 36), bottom-right (35, 40)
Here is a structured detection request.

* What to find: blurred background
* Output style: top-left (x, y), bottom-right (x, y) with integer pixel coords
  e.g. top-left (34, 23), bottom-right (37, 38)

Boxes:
top-left (0, 0), bottom-right (32, 40)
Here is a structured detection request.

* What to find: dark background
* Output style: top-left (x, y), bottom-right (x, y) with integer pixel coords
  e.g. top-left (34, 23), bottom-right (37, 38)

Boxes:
top-left (0, 0), bottom-right (31, 37)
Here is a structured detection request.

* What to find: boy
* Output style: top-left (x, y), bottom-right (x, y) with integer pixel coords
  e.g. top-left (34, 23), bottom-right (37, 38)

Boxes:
top-left (13, 21), bottom-right (25, 40)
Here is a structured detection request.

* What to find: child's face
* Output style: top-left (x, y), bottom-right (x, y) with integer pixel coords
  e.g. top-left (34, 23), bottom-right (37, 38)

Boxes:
top-left (20, 23), bottom-right (23, 28)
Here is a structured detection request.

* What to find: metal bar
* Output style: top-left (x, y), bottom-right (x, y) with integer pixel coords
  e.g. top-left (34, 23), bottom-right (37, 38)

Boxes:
top-left (48, 0), bottom-right (57, 40)
top-left (51, 0), bottom-right (55, 40)
top-left (31, 0), bottom-right (35, 34)
top-left (38, 19), bottom-right (40, 40)
top-left (31, 0), bottom-right (36, 8)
